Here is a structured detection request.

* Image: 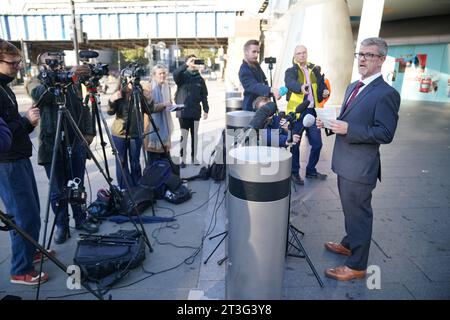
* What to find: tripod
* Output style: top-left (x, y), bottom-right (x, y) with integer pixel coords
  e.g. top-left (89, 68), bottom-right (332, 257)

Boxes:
top-left (83, 79), bottom-right (113, 184)
top-left (124, 77), bottom-right (174, 172)
top-left (286, 184), bottom-right (324, 287)
top-left (37, 83), bottom-right (154, 299)
top-left (0, 209), bottom-right (104, 300)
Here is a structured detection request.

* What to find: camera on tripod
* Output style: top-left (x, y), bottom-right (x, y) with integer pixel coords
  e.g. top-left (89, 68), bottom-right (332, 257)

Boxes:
top-left (65, 178), bottom-right (87, 205)
top-left (78, 50), bottom-right (109, 88)
top-left (38, 51), bottom-right (75, 87)
top-left (264, 57), bottom-right (276, 65)
top-left (120, 62), bottom-right (145, 80)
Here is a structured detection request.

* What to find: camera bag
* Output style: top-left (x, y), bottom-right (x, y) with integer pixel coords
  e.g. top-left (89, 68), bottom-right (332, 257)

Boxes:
top-left (74, 229), bottom-right (145, 288)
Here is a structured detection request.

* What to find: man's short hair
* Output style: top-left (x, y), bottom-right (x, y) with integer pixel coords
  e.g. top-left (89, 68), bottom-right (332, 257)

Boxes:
top-left (252, 96), bottom-right (271, 111)
top-left (0, 39), bottom-right (21, 60)
top-left (361, 37), bottom-right (388, 56)
top-left (185, 54), bottom-right (197, 61)
top-left (244, 39), bottom-right (259, 51)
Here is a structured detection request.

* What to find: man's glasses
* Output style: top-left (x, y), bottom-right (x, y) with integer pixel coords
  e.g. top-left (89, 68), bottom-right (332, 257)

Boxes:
top-left (0, 59), bottom-right (22, 67)
top-left (354, 53), bottom-right (383, 60)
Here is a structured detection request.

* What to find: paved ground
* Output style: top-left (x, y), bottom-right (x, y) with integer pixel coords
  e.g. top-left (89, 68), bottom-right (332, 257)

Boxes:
top-left (1, 79), bottom-right (449, 300)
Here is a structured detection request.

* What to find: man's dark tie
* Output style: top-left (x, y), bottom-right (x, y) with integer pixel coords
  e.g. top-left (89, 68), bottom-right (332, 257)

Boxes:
top-left (342, 81), bottom-right (365, 114)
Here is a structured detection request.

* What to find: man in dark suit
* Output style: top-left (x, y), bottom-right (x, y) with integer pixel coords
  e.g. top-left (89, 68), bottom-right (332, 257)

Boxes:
top-left (238, 39), bottom-right (280, 111)
top-left (317, 37), bottom-right (401, 281)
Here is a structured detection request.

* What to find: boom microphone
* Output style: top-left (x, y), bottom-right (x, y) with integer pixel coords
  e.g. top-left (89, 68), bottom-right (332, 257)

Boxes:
top-left (247, 102), bottom-right (278, 130)
top-left (236, 102), bottom-right (278, 146)
top-left (295, 100), bottom-right (310, 114)
top-left (79, 50), bottom-right (99, 59)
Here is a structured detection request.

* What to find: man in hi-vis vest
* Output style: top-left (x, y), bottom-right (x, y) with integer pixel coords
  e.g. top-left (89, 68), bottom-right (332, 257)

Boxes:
top-left (284, 45), bottom-right (329, 185)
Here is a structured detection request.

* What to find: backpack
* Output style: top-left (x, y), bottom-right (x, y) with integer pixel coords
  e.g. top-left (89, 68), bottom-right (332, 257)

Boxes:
top-left (139, 160), bottom-right (177, 199)
top-left (120, 186), bottom-right (154, 215)
top-left (164, 184), bottom-right (192, 204)
top-left (209, 129), bottom-right (226, 181)
top-left (74, 229), bottom-right (146, 289)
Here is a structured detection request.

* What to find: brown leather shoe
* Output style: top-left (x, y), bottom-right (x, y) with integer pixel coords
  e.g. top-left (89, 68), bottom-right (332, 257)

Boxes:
top-left (325, 265), bottom-right (366, 281)
top-left (324, 242), bottom-right (351, 256)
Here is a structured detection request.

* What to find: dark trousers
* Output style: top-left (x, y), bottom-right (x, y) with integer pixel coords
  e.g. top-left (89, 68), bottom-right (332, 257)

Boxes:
top-left (291, 112), bottom-right (323, 175)
top-left (43, 149), bottom-right (87, 229)
top-left (179, 118), bottom-right (199, 163)
top-left (337, 175), bottom-right (376, 270)
top-left (0, 159), bottom-right (41, 275)
top-left (112, 136), bottom-right (142, 190)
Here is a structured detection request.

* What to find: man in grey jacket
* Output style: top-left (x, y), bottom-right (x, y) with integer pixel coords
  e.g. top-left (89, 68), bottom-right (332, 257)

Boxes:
top-left (317, 37), bottom-right (400, 281)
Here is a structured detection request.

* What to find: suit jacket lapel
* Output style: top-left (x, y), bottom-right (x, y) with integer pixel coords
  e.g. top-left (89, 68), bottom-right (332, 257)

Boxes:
top-left (339, 81), bottom-right (358, 118)
top-left (341, 76), bottom-right (384, 118)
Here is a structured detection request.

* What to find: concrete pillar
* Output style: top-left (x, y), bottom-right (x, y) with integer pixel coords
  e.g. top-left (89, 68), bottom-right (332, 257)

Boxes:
top-left (224, 17), bottom-right (261, 92)
top-left (351, 0), bottom-right (385, 81)
top-left (264, 0), bottom-right (354, 107)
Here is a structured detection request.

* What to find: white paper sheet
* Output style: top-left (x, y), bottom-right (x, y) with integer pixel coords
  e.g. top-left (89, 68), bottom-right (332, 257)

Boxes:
top-left (315, 107), bottom-right (337, 129)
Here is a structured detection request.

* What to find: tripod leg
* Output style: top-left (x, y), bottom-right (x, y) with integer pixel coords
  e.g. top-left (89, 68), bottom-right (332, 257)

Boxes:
top-left (41, 108), bottom-right (64, 255)
top-left (289, 225), bottom-right (324, 287)
top-left (0, 210), bottom-right (104, 300)
top-left (217, 256), bottom-right (228, 266)
top-left (203, 232), bottom-right (227, 264)
top-left (65, 108), bottom-right (154, 253)
top-left (91, 98), bottom-right (112, 181)
top-left (46, 215), bottom-right (57, 250)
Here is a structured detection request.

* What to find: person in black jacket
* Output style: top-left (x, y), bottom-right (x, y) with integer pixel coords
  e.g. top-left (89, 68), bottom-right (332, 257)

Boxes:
top-left (30, 52), bottom-right (97, 245)
top-left (173, 55), bottom-right (209, 167)
top-left (238, 39), bottom-right (281, 111)
top-left (0, 39), bottom-right (48, 285)
top-left (0, 116), bottom-right (11, 152)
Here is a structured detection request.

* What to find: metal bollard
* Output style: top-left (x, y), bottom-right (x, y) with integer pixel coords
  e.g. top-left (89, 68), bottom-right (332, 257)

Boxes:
top-left (226, 146), bottom-right (292, 300)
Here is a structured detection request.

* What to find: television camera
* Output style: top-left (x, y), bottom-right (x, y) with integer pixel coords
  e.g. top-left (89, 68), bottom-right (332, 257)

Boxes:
top-left (78, 50), bottom-right (109, 88)
top-left (37, 51), bottom-right (75, 88)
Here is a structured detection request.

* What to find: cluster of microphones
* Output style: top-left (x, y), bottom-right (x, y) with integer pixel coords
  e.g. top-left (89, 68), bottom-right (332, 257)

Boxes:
top-left (237, 87), bottom-right (316, 146)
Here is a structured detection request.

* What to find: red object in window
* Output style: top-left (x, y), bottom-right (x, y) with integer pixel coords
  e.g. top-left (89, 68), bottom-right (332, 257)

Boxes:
top-left (416, 54), bottom-right (427, 69)
top-left (419, 77), bottom-right (432, 93)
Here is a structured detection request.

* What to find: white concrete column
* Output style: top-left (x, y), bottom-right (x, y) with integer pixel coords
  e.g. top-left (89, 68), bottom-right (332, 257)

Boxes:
top-left (351, 0), bottom-right (385, 81)
top-left (224, 17), bottom-right (261, 92)
top-left (265, 0), bottom-right (354, 107)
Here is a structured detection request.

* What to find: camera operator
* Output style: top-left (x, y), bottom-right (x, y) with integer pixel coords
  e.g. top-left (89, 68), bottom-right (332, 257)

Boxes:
top-left (173, 54), bottom-right (209, 167)
top-left (107, 77), bottom-right (152, 189)
top-left (30, 52), bottom-right (97, 245)
top-left (284, 45), bottom-right (329, 185)
top-left (239, 39), bottom-right (281, 111)
top-left (252, 96), bottom-right (300, 148)
top-left (144, 64), bottom-right (173, 165)
top-left (0, 39), bottom-right (48, 285)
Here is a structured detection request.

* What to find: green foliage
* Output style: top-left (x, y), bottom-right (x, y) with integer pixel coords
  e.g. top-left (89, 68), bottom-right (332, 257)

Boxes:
top-left (120, 48), bottom-right (148, 65)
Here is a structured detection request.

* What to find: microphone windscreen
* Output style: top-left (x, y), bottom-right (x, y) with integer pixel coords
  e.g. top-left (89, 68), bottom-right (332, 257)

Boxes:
top-left (248, 102), bottom-right (278, 129)
top-left (279, 86), bottom-right (288, 96)
top-left (295, 100), bottom-right (310, 114)
top-left (79, 50), bottom-right (99, 59)
top-left (303, 114), bottom-right (316, 128)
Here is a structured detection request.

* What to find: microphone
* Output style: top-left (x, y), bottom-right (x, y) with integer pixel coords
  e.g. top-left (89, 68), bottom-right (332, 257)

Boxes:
top-left (302, 113), bottom-right (316, 128)
top-left (279, 86), bottom-right (288, 97)
top-left (79, 50), bottom-right (99, 59)
top-left (295, 100), bottom-right (311, 114)
top-left (237, 102), bottom-right (278, 146)
top-left (247, 102), bottom-right (278, 130)
top-left (291, 113), bottom-right (316, 145)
